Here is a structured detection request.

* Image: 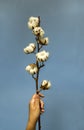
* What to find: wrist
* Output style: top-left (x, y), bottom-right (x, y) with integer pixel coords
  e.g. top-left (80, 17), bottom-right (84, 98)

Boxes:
top-left (28, 115), bottom-right (38, 125)
top-left (28, 117), bottom-right (37, 126)
top-left (26, 120), bottom-right (36, 130)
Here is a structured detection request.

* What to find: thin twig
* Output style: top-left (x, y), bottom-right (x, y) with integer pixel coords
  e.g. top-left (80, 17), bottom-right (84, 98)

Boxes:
top-left (39, 64), bottom-right (45, 69)
top-left (32, 75), bottom-right (36, 80)
top-left (39, 44), bottom-right (43, 51)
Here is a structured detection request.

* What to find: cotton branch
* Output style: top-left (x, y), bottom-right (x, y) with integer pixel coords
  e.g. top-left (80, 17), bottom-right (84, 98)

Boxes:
top-left (24, 16), bottom-right (51, 130)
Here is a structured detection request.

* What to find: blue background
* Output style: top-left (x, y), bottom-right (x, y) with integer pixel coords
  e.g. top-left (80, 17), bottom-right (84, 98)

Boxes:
top-left (0, 0), bottom-right (84, 130)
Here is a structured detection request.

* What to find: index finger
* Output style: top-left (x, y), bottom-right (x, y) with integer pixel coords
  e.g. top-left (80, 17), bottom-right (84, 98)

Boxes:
top-left (38, 93), bottom-right (44, 98)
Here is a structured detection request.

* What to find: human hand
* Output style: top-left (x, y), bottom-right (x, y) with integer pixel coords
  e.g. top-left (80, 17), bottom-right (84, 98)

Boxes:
top-left (28, 93), bottom-right (44, 125)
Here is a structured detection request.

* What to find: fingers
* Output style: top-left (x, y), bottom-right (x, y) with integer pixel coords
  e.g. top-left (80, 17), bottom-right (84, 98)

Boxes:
top-left (31, 93), bottom-right (45, 114)
top-left (31, 94), bottom-right (40, 107)
top-left (40, 100), bottom-right (45, 113)
top-left (38, 93), bottom-right (45, 98)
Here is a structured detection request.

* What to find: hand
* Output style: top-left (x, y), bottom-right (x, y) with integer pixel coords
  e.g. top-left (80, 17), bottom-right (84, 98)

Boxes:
top-left (28, 93), bottom-right (44, 125)
top-left (26, 93), bottom-right (44, 130)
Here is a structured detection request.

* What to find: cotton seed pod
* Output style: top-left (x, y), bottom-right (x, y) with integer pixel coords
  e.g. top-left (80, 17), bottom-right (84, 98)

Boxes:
top-left (25, 63), bottom-right (38, 75)
top-left (24, 43), bottom-right (36, 54)
top-left (39, 37), bottom-right (49, 45)
top-left (28, 16), bottom-right (39, 29)
top-left (40, 80), bottom-right (51, 90)
top-left (36, 50), bottom-right (49, 62)
top-left (32, 27), bottom-right (45, 37)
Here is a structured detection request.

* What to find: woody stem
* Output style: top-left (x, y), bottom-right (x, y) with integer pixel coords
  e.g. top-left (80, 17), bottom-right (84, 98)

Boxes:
top-left (35, 16), bottom-right (41, 130)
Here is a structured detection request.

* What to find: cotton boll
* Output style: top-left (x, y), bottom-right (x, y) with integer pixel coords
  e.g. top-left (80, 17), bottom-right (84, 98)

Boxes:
top-left (24, 43), bottom-right (36, 54)
top-left (42, 80), bottom-right (48, 86)
top-left (40, 80), bottom-right (51, 90)
top-left (36, 50), bottom-right (49, 62)
top-left (39, 37), bottom-right (49, 45)
top-left (24, 46), bottom-right (33, 54)
top-left (28, 21), bottom-right (37, 29)
top-left (33, 27), bottom-right (45, 37)
top-left (25, 64), bottom-right (38, 75)
top-left (28, 17), bottom-right (39, 29)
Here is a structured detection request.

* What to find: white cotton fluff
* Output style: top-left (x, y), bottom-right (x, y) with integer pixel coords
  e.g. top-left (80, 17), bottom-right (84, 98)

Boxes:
top-left (24, 43), bottom-right (36, 54)
top-left (36, 50), bottom-right (49, 62)
top-left (25, 64), bottom-right (38, 75)
top-left (39, 37), bottom-right (49, 45)
top-left (28, 16), bottom-right (39, 29)
top-left (41, 80), bottom-right (51, 90)
top-left (33, 27), bottom-right (45, 37)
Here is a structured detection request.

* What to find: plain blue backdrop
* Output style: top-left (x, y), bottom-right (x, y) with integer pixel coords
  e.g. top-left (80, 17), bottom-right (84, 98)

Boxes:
top-left (0, 0), bottom-right (84, 130)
